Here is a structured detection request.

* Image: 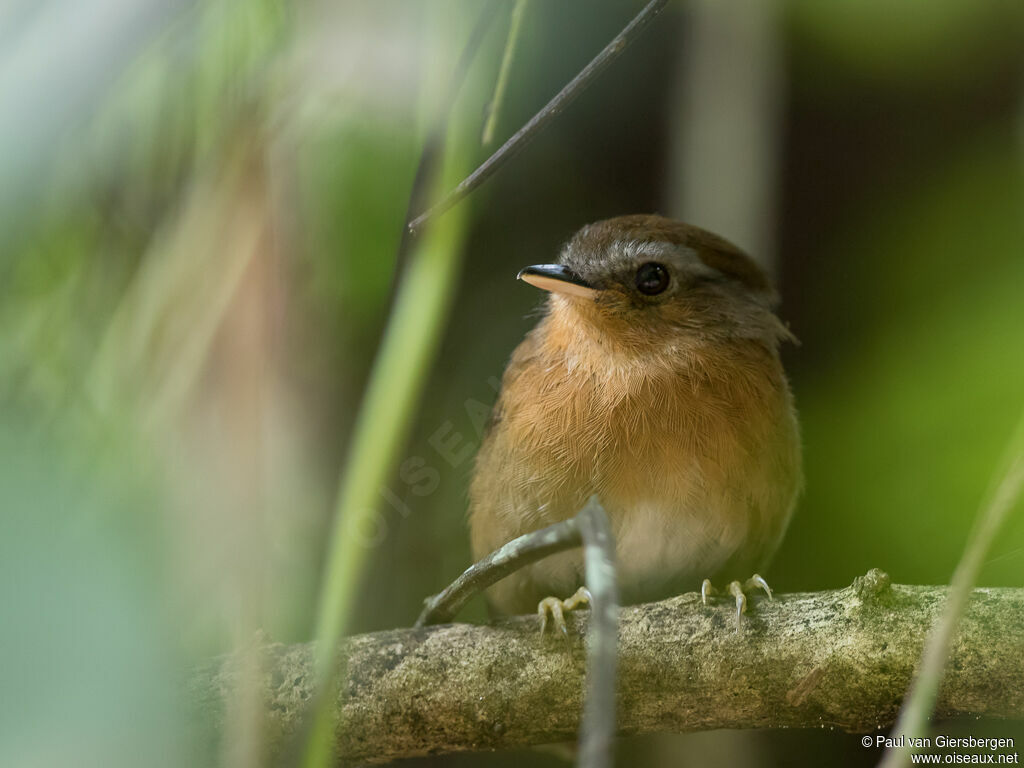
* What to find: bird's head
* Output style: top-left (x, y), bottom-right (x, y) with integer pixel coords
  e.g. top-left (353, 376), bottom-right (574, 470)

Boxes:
top-left (518, 214), bottom-right (791, 355)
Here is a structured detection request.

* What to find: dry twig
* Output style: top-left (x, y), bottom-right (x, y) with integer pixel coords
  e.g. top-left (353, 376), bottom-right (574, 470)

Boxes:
top-left (407, 0), bottom-right (670, 233)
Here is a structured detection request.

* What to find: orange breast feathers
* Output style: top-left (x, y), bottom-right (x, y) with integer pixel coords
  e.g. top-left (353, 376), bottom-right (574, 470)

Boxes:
top-left (468, 305), bottom-right (801, 614)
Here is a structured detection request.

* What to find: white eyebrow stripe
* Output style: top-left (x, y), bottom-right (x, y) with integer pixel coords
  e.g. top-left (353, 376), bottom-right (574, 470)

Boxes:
top-left (617, 239), bottom-right (720, 278)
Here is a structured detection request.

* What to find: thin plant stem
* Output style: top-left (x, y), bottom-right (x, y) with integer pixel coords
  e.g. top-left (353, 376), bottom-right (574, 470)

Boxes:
top-left (385, 0), bottom-right (503, 307)
top-left (416, 516), bottom-right (582, 627)
top-left (301, 208), bottom-right (472, 768)
top-left (576, 497), bottom-right (620, 768)
top-left (407, 0), bottom-right (670, 234)
top-left (481, 0), bottom-right (530, 146)
top-left (878, 408), bottom-right (1024, 768)
top-left (415, 495), bottom-right (620, 768)
top-left (300, 8), bottom-right (494, 765)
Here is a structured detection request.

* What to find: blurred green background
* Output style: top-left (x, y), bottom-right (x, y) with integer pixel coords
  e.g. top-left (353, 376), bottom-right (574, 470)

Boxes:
top-left (1, 0), bottom-right (1023, 766)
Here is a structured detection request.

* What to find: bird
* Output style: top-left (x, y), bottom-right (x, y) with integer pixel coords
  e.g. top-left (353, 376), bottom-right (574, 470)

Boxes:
top-left (468, 214), bottom-right (802, 632)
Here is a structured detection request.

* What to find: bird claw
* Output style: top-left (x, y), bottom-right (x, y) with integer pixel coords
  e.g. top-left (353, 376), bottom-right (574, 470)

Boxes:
top-left (701, 574), bottom-right (773, 630)
top-left (537, 587), bottom-right (592, 639)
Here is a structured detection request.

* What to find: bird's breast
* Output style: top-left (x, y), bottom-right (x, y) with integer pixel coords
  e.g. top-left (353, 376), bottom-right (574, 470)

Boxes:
top-left (471, 334), bottom-right (801, 610)
top-left (587, 373), bottom-right (764, 594)
top-left (516, 342), bottom-right (796, 577)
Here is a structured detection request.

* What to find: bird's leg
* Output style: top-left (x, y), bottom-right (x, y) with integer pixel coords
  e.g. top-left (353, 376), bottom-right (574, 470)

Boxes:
top-left (701, 574), bottom-right (773, 630)
top-left (537, 586), bottom-right (592, 639)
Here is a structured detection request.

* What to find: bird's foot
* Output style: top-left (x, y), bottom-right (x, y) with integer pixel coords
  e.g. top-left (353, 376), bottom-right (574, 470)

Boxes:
top-left (537, 587), bottom-right (592, 639)
top-left (701, 574), bottom-right (773, 630)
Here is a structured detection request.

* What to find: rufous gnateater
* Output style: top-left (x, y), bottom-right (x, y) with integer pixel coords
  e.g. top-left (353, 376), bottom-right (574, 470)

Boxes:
top-left (468, 214), bottom-right (802, 631)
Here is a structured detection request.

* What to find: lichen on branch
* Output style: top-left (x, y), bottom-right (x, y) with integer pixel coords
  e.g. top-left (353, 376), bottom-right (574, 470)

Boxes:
top-left (191, 571), bottom-right (1024, 765)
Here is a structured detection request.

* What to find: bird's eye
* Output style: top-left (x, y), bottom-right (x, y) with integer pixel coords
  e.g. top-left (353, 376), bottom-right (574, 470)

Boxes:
top-left (635, 262), bottom-right (670, 295)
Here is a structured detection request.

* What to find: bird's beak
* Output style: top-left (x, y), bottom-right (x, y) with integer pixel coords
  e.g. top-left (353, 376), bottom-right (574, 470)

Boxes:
top-left (517, 264), bottom-right (598, 300)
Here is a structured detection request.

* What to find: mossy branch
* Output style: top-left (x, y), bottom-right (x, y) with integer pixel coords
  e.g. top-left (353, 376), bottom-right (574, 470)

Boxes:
top-left (192, 571), bottom-right (1024, 765)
